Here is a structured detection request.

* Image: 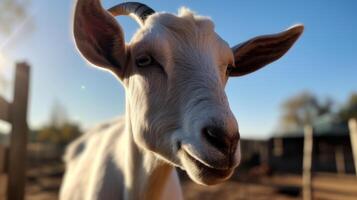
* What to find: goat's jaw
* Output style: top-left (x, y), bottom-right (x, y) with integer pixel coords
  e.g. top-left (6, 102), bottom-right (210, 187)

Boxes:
top-left (181, 151), bottom-right (234, 185)
top-left (176, 142), bottom-right (241, 185)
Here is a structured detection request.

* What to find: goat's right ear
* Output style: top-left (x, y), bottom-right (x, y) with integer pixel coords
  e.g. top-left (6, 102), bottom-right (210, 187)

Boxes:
top-left (229, 25), bottom-right (304, 77)
top-left (73, 0), bottom-right (126, 76)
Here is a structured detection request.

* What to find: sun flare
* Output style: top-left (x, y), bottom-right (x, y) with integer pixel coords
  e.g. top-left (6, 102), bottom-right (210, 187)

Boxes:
top-left (0, 53), bottom-right (9, 71)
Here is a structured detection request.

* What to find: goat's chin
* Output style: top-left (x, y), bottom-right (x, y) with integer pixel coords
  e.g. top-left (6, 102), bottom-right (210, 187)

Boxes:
top-left (179, 150), bottom-right (235, 185)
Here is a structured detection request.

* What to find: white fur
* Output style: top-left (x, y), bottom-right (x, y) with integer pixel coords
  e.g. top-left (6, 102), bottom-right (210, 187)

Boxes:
top-left (59, 3), bottom-right (308, 199)
top-left (61, 8), bottom-right (240, 199)
top-left (60, 117), bottom-right (183, 200)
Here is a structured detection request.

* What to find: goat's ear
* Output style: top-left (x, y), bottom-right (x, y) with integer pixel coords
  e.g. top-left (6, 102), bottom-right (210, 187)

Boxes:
top-left (73, 0), bottom-right (126, 76)
top-left (229, 25), bottom-right (304, 77)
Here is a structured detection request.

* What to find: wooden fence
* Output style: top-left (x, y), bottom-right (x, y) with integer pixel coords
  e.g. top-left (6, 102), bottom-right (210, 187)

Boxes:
top-left (0, 62), bottom-right (30, 200)
top-left (260, 122), bottom-right (357, 200)
top-left (302, 120), bottom-right (357, 200)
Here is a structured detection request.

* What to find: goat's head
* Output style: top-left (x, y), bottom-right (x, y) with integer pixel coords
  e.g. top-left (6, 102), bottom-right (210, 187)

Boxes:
top-left (73, 0), bottom-right (303, 185)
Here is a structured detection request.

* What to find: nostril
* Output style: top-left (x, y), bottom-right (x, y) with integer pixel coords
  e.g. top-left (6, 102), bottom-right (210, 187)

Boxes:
top-left (202, 126), bottom-right (229, 152)
top-left (176, 141), bottom-right (182, 150)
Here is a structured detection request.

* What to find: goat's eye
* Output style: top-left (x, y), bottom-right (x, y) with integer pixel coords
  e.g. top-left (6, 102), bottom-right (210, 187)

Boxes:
top-left (226, 65), bottom-right (234, 76)
top-left (135, 55), bottom-right (153, 67)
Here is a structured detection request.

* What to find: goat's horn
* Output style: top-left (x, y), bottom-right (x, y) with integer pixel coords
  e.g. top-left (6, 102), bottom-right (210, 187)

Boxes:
top-left (108, 2), bottom-right (155, 25)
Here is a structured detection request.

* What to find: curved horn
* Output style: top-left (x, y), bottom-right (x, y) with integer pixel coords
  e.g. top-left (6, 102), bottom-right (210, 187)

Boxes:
top-left (108, 2), bottom-right (155, 25)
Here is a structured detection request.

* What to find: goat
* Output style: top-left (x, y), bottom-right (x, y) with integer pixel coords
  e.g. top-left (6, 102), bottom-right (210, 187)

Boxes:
top-left (60, 1), bottom-right (303, 199)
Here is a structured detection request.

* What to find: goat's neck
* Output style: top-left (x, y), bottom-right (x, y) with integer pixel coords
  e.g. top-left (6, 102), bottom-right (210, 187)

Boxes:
top-left (117, 98), bottom-right (174, 200)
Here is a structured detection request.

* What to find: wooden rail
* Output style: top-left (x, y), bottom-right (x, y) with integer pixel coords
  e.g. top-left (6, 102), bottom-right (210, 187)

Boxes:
top-left (313, 173), bottom-right (357, 199)
top-left (0, 62), bottom-right (30, 200)
top-left (258, 120), bottom-right (357, 200)
top-left (261, 173), bottom-right (357, 200)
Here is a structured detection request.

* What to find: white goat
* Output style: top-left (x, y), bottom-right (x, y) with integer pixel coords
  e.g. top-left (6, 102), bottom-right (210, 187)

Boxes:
top-left (60, 1), bottom-right (304, 199)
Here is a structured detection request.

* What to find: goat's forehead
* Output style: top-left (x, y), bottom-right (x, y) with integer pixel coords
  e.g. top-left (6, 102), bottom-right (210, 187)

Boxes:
top-left (130, 11), bottom-right (233, 65)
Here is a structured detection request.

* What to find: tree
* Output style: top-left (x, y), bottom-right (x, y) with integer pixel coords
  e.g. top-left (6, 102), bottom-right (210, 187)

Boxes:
top-left (279, 92), bottom-right (333, 132)
top-left (37, 123), bottom-right (82, 147)
top-left (36, 101), bottom-right (82, 147)
top-left (338, 93), bottom-right (357, 122)
top-left (49, 100), bottom-right (69, 128)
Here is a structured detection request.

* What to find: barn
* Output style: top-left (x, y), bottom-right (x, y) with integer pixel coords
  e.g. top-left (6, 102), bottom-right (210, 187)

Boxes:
top-left (268, 117), bottom-right (355, 174)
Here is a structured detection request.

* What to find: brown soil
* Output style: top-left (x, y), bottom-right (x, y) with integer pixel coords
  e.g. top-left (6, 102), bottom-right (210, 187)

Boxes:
top-left (2, 163), bottom-right (329, 200)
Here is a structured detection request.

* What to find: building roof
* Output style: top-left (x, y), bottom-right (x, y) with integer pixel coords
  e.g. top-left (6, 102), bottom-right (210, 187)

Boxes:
top-left (272, 115), bottom-right (349, 138)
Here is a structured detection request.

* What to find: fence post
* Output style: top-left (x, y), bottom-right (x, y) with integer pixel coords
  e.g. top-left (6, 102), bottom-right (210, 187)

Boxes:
top-left (0, 97), bottom-right (11, 122)
top-left (349, 118), bottom-right (357, 176)
top-left (303, 125), bottom-right (313, 200)
top-left (335, 146), bottom-right (345, 174)
top-left (7, 63), bottom-right (30, 200)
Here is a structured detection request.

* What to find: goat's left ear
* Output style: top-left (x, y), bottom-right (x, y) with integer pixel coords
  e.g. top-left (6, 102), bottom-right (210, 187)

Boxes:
top-left (229, 25), bottom-right (304, 77)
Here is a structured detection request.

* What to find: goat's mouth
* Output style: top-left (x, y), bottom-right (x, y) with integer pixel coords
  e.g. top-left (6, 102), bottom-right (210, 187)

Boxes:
top-left (181, 149), bottom-right (234, 184)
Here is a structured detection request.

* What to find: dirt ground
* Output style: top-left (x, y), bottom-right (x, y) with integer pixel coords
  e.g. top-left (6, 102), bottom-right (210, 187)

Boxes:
top-left (22, 179), bottom-right (300, 200)
top-left (2, 146), bottom-right (302, 200)
top-left (182, 180), bottom-right (300, 200)
top-left (1, 162), bottom-right (302, 200)
top-left (22, 180), bottom-right (300, 200)
top-left (11, 165), bottom-right (355, 200)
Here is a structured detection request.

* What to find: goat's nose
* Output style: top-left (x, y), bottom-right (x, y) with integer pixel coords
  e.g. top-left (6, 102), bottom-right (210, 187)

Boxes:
top-left (201, 125), bottom-right (240, 155)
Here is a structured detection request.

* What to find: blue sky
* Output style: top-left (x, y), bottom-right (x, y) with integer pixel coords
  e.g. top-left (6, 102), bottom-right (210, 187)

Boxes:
top-left (0, 0), bottom-right (356, 139)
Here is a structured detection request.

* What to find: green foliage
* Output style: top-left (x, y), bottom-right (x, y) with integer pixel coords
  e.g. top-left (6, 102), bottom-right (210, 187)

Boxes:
top-left (279, 91), bottom-right (333, 131)
top-left (338, 93), bottom-right (357, 122)
top-left (36, 123), bottom-right (82, 146)
top-left (34, 101), bottom-right (82, 146)
top-left (279, 92), bottom-right (357, 133)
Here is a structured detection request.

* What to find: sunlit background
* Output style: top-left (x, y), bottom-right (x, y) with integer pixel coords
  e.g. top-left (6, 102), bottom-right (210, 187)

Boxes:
top-left (1, 0), bottom-right (357, 137)
top-left (0, 0), bottom-right (355, 138)
top-left (0, 0), bottom-right (356, 199)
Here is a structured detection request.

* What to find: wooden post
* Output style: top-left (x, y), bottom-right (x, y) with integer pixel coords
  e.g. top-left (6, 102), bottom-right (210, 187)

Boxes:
top-left (335, 146), bottom-right (345, 174)
top-left (303, 125), bottom-right (313, 200)
top-left (7, 63), bottom-right (30, 200)
top-left (0, 97), bottom-right (11, 122)
top-left (0, 145), bottom-right (7, 173)
top-left (0, 97), bottom-right (10, 174)
top-left (349, 119), bottom-right (357, 176)
top-left (273, 138), bottom-right (284, 157)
